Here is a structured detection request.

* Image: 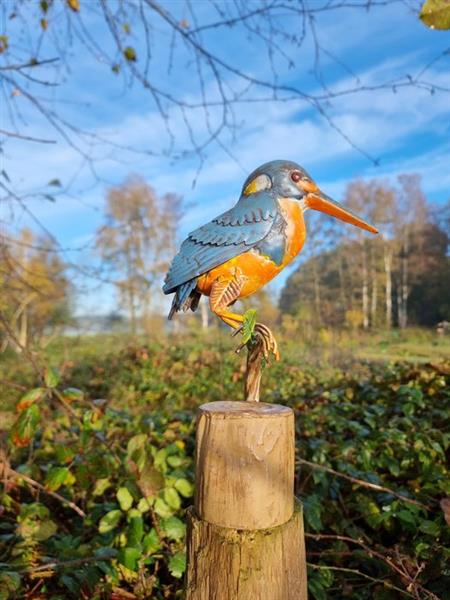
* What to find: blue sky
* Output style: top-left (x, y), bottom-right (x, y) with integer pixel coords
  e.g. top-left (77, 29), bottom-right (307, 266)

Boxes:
top-left (1, 0), bottom-right (449, 315)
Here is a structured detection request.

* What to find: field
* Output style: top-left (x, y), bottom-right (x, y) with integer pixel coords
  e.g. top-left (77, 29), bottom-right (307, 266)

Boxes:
top-left (0, 330), bottom-right (449, 600)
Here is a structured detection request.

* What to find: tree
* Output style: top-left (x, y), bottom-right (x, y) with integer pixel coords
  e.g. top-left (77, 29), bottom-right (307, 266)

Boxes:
top-left (279, 176), bottom-right (449, 330)
top-left (1, 1), bottom-right (447, 321)
top-left (407, 221), bottom-right (450, 326)
top-left (1, 0), bottom-right (447, 196)
top-left (0, 229), bottom-right (70, 351)
top-left (96, 176), bottom-right (181, 334)
top-left (394, 175), bottom-right (428, 329)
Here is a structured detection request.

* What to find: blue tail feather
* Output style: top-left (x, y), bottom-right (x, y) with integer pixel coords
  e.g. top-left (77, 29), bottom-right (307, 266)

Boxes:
top-left (168, 278), bottom-right (199, 320)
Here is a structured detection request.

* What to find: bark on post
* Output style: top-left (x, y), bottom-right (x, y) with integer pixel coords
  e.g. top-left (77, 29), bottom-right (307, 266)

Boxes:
top-left (244, 341), bottom-right (263, 402)
top-left (186, 401), bottom-right (307, 599)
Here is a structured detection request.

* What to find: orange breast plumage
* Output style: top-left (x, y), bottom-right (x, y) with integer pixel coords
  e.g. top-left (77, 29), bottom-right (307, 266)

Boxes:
top-left (197, 198), bottom-right (306, 299)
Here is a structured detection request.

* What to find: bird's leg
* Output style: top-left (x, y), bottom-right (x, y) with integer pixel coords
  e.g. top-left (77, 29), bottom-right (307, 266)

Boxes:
top-left (235, 322), bottom-right (279, 361)
top-left (209, 276), bottom-right (280, 361)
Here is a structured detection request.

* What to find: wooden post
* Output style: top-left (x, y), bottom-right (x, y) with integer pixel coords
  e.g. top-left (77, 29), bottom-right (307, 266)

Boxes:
top-left (244, 341), bottom-right (262, 402)
top-left (186, 401), bottom-right (307, 599)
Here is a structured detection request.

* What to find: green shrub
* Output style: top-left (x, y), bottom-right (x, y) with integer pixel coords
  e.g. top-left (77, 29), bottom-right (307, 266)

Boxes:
top-left (0, 342), bottom-right (449, 599)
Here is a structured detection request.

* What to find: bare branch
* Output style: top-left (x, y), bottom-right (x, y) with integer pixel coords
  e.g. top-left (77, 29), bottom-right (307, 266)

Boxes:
top-left (298, 458), bottom-right (431, 510)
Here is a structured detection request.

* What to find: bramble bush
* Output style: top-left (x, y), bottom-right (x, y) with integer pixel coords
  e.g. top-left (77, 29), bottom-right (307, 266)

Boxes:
top-left (0, 339), bottom-right (449, 599)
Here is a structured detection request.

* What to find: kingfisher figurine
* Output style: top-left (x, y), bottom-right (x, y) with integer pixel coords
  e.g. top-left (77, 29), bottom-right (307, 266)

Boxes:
top-left (163, 160), bottom-right (378, 359)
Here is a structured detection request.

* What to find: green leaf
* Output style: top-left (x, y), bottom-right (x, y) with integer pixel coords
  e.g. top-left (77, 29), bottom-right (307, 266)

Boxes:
top-left (117, 487), bottom-right (134, 511)
top-left (98, 510), bottom-right (122, 534)
top-left (10, 404), bottom-right (40, 447)
top-left (167, 455), bottom-right (183, 467)
top-left (308, 576), bottom-right (327, 600)
top-left (17, 515), bottom-right (57, 541)
top-left (62, 387), bottom-right (83, 402)
top-left (56, 445), bottom-right (75, 464)
top-left (137, 496), bottom-right (154, 513)
top-left (161, 516), bottom-right (185, 541)
top-left (420, 0), bottom-right (450, 29)
top-left (45, 366), bottom-right (60, 388)
top-left (154, 448), bottom-right (167, 471)
top-left (168, 551), bottom-right (186, 578)
top-left (123, 46), bottom-right (137, 61)
top-left (164, 487), bottom-right (181, 510)
top-left (304, 495), bottom-right (323, 532)
top-left (241, 309), bottom-right (257, 344)
top-left (118, 547), bottom-right (141, 571)
top-left (154, 497), bottom-right (173, 518)
top-left (143, 528), bottom-right (161, 554)
top-left (174, 478), bottom-right (193, 498)
top-left (0, 571), bottom-right (21, 597)
top-left (396, 510), bottom-right (417, 526)
top-left (17, 387), bottom-right (45, 410)
top-left (419, 520), bottom-right (441, 536)
top-left (127, 434), bottom-right (148, 457)
top-left (93, 478), bottom-right (111, 496)
top-left (127, 510), bottom-right (144, 546)
top-left (60, 575), bottom-right (79, 595)
top-left (45, 467), bottom-right (70, 491)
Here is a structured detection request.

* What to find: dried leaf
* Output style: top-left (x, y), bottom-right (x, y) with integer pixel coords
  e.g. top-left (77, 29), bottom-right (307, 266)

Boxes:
top-left (440, 498), bottom-right (450, 526)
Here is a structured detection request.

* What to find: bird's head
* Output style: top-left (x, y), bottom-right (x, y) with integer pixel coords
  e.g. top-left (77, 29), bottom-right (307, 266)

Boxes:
top-left (242, 160), bottom-right (378, 234)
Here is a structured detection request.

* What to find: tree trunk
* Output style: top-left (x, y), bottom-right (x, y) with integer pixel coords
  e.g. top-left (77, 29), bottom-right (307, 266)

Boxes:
top-left (200, 299), bottom-right (209, 330)
top-left (362, 242), bottom-right (369, 329)
top-left (370, 246), bottom-right (377, 328)
top-left (398, 230), bottom-right (409, 329)
top-left (19, 309), bottom-right (28, 349)
top-left (338, 252), bottom-right (348, 313)
top-left (312, 256), bottom-right (322, 325)
top-left (384, 246), bottom-right (393, 329)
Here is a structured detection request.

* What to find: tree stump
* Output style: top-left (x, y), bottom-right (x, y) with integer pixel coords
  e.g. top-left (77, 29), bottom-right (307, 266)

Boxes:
top-left (186, 401), bottom-right (307, 599)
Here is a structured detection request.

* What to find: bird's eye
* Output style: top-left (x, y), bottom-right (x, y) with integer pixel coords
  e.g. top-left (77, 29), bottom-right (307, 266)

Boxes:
top-left (291, 171), bottom-right (301, 183)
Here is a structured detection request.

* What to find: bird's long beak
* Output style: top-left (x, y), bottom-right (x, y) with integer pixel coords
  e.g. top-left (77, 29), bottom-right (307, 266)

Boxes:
top-left (304, 184), bottom-right (378, 234)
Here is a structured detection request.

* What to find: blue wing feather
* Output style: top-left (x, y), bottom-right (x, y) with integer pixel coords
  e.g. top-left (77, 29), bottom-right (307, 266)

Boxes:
top-left (163, 190), bottom-right (278, 294)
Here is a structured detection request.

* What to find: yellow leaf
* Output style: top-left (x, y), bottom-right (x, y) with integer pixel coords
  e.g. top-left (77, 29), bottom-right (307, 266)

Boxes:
top-left (67, 0), bottom-right (80, 12)
top-left (420, 0), bottom-right (450, 29)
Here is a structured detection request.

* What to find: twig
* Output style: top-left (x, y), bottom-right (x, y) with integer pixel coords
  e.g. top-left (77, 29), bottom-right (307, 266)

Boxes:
top-left (298, 458), bottom-right (431, 510)
top-left (0, 128), bottom-right (56, 144)
top-left (305, 533), bottom-right (442, 600)
top-left (0, 58), bottom-right (59, 71)
top-left (3, 464), bottom-right (86, 518)
top-left (306, 562), bottom-right (414, 597)
top-left (18, 553), bottom-right (115, 574)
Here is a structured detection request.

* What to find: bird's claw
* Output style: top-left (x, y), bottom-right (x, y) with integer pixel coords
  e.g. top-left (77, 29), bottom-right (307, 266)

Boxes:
top-left (234, 322), bottom-right (280, 362)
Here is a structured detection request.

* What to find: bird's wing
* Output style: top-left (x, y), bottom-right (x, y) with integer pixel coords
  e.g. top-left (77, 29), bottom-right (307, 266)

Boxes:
top-left (163, 190), bottom-right (278, 294)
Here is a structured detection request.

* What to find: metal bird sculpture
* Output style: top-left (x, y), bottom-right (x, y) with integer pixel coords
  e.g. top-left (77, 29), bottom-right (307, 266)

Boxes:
top-left (163, 160), bottom-right (378, 359)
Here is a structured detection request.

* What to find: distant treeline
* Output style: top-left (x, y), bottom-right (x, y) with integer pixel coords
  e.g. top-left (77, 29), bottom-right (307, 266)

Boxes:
top-left (2, 175), bottom-right (449, 353)
top-left (280, 176), bottom-right (450, 328)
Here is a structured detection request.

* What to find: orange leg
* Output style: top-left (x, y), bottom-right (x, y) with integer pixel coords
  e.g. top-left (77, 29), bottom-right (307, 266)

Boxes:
top-left (209, 275), bottom-right (280, 361)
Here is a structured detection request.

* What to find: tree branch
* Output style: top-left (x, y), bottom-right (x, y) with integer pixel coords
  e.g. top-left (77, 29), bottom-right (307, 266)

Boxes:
top-left (298, 458), bottom-right (431, 510)
top-left (2, 464), bottom-right (86, 519)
